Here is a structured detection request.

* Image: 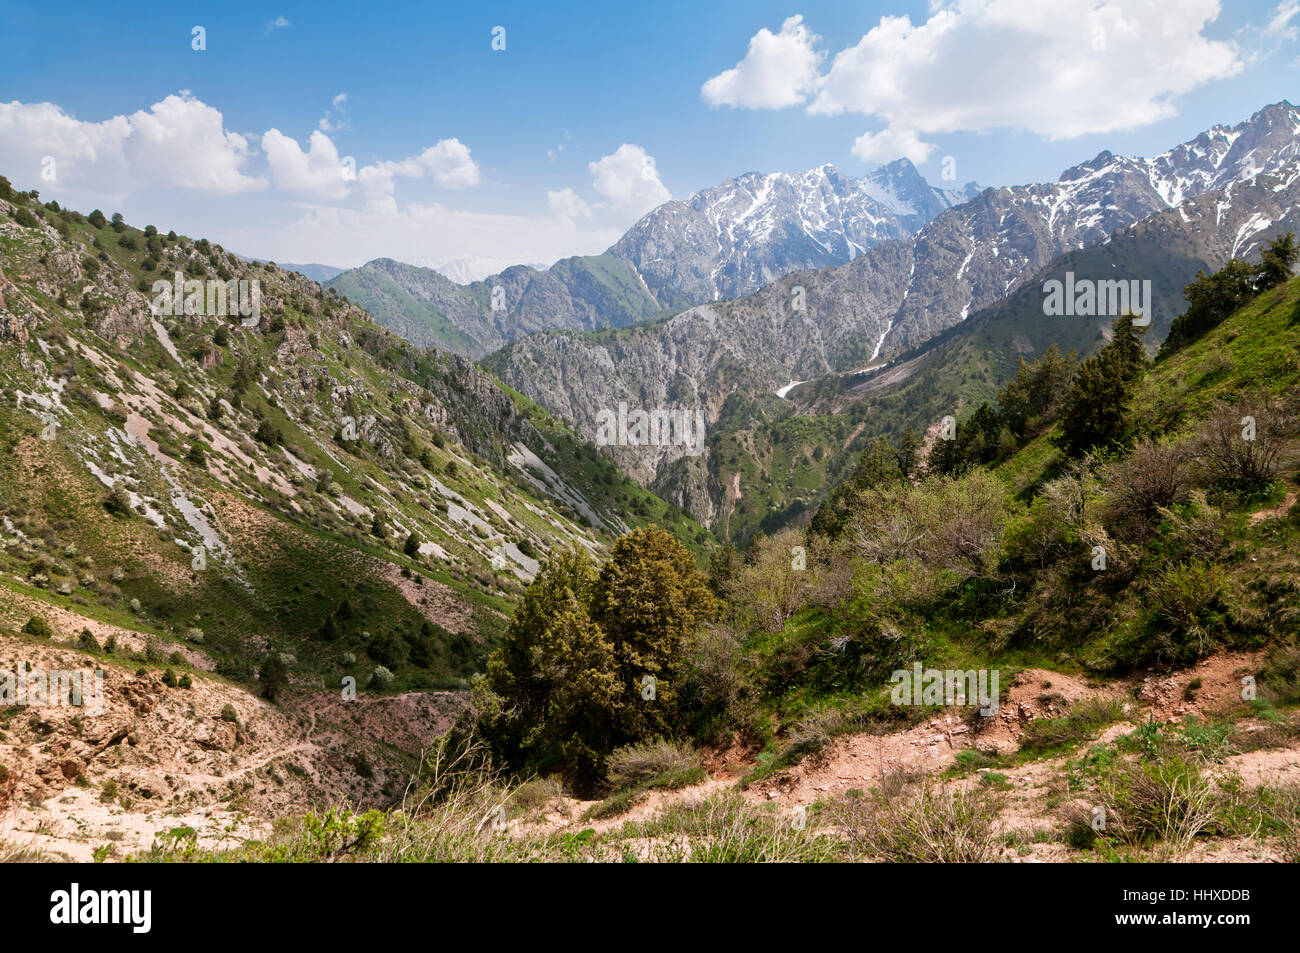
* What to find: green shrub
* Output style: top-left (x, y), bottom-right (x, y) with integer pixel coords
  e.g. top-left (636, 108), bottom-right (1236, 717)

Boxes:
top-left (1152, 561), bottom-right (1226, 640)
top-left (103, 485), bottom-right (133, 517)
top-left (260, 653), bottom-right (288, 702)
top-left (22, 616), bottom-right (53, 639)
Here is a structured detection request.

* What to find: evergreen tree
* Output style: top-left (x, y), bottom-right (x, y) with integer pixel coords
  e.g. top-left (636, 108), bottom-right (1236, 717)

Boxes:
top-left (998, 343), bottom-right (1076, 436)
top-left (1055, 314), bottom-right (1147, 456)
top-left (254, 419), bottom-right (279, 445)
top-left (927, 423), bottom-right (963, 477)
top-left (811, 436), bottom-right (907, 539)
top-left (536, 594), bottom-right (620, 788)
top-left (590, 526), bottom-right (717, 744)
top-left (1256, 231), bottom-right (1297, 292)
top-left (483, 528), bottom-right (714, 790)
top-left (1160, 259), bottom-right (1258, 357)
top-left (318, 613), bottom-right (340, 642)
top-left (260, 653), bottom-right (288, 702)
top-left (851, 437), bottom-right (904, 491)
top-left (485, 546), bottom-right (599, 766)
top-left (707, 541), bottom-right (741, 598)
top-left (1107, 310), bottom-right (1147, 381)
top-left (407, 622), bottom-right (436, 668)
top-left (896, 426), bottom-right (922, 480)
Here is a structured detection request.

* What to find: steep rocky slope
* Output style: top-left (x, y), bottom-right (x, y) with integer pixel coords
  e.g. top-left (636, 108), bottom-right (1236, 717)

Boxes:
top-left (0, 178), bottom-right (707, 704)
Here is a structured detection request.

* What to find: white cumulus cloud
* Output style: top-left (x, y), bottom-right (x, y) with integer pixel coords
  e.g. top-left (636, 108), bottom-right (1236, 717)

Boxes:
top-left (359, 139), bottom-right (481, 208)
top-left (850, 126), bottom-right (935, 165)
top-left (262, 128), bottom-right (351, 199)
top-left (701, 14), bottom-right (825, 109)
top-left (587, 144), bottom-right (670, 215)
top-left (703, 1), bottom-right (1243, 164)
top-left (0, 92), bottom-right (263, 197)
top-left (547, 187), bottom-right (591, 227)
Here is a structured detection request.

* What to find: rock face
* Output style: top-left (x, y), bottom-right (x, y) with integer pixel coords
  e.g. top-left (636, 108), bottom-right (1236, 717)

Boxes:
top-left (486, 101), bottom-right (1300, 526)
top-left (0, 253), bottom-right (33, 345)
top-left (0, 630), bottom-right (468, 860)
top-left (609, 159), bottom-right (981, 308)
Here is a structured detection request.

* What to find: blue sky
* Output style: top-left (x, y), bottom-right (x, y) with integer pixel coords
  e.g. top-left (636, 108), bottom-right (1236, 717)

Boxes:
top-left (1, 0), bottom-right (1296, 274)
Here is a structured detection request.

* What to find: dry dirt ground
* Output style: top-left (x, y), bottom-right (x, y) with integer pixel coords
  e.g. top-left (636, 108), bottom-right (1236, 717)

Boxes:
top-left (0, 621), bottom-right (1293, 861)
top-left (514, 651), bottom-right (1299, 861)
top-left (0, 613), bottom-right (466, 861)
top-left (374, 560), bottom-right (476, 635)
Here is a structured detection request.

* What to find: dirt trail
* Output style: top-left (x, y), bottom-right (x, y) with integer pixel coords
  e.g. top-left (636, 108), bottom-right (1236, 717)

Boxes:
top-left (736, 653), bottom-right (1264, 811)
top-left (1247, 490), bottom-right (1297, 524)
top-left (519, 650), bottom-right (1295, 858)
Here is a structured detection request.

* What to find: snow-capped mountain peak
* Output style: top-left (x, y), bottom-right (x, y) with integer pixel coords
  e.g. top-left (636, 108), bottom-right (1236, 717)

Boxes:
top-left (609, 159), bottom-right (981, 306)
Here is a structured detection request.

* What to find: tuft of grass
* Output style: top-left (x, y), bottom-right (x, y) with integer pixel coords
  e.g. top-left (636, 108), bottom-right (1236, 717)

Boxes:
top-left (1093, 754), bottom-right (1219, 855)
top-left (830, 779), bottom-right (1003, 862)
top-left (620, 792), bottom-right (841, 862)
top-left (584, 740), bottom-right (707, 820)
top-left (606, 740), bottom-right (705, 792)
top-left (1019, 697), bottom-right (1127, 755)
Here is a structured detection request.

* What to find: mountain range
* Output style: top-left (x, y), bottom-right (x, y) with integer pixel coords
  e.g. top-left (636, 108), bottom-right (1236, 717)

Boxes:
top-left (606, 159), bottom-right (981, 308)
top-left (481, 101), bottom-right (1300, 538)
top-left (325, 158), bottom-right (980, 359)
top-left (3, 98), bottom-right (1300, 868)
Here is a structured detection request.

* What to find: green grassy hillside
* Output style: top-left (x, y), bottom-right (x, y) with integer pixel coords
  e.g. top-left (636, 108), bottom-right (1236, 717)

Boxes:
top-left (0, 179), bottom-right (709, 700)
